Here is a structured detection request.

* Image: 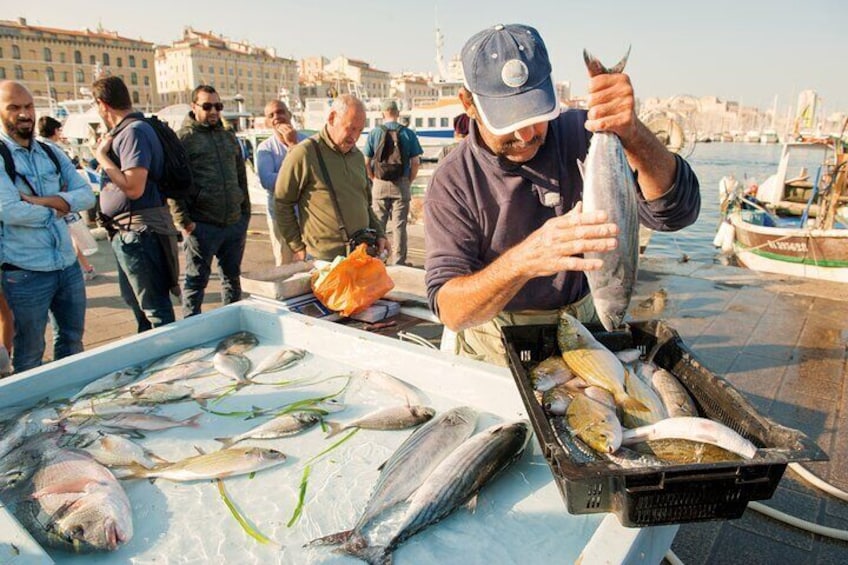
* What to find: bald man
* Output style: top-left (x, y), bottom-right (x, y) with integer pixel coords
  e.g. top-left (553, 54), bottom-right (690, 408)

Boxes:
top-left (0, 80), bottom-right (96, 372)
top-left (255, 100), bottom-right (306, 265)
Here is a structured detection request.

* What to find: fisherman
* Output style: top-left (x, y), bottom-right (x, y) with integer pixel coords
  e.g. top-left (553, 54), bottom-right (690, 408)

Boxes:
top-left (363, 99), bottom-right (423, 266)
top-left (0, 80), bottom-right (96, 372)
top-left (172, 85), bottom-right (250, 317)
top-left (425, 24), bottom-right (701, 366)
top-left (274, 94), bottom-right (388, 261)
top-left (255, 99), bottom-right (307, 266)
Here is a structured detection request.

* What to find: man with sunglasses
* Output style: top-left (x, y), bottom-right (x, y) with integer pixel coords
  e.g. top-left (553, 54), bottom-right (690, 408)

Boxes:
top-left (171, 85), bottom-right (250, 317)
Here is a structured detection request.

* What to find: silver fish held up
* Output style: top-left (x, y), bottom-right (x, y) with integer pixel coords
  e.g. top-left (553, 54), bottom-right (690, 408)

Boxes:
top-left (580, 48), bottom-right (639, 331)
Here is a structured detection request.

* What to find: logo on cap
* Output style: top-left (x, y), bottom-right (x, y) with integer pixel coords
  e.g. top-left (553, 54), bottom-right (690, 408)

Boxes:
top-left (501, 59), bottom-right (529, 89)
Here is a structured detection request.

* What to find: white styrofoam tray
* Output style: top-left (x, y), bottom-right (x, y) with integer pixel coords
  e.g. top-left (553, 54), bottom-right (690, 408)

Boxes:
top-left (0, 298), bottom-right (675, 564)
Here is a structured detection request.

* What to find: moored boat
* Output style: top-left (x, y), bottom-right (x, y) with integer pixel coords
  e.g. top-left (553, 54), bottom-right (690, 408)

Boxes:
top-left (715, 130), bottom-right (848, 283)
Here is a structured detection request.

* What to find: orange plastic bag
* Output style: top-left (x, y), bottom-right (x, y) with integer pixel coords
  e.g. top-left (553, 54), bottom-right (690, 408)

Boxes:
top-left (311, 244), bottom-right (395, 317)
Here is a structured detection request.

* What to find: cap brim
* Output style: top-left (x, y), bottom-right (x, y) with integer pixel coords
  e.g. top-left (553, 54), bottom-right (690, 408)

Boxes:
top-left (471, 76), bottom-right (560, 135)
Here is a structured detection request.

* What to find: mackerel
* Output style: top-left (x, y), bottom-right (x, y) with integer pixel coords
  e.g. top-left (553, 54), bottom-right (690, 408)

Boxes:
top-left (581, 48), bottom-right (639, 331)
top-left (309, 406), bottom-right (478, 548)
top-left (339, 420), bottom-right (530, 565)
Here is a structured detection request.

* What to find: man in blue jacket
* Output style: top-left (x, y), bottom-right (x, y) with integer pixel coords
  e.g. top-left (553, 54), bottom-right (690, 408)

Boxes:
top-left (0, 80), bottom-right (96, 372)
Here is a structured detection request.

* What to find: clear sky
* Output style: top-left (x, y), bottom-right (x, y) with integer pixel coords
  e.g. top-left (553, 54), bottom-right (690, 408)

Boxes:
top-left (11, 0), bottom-right (847, 116)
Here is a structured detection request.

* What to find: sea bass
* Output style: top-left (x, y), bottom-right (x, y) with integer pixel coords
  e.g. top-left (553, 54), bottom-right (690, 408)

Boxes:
top-left (566, 390), bottom-right (622, 454)
top-left (338, 420), bottom-right (530, 565)
top-left (581, 48), bottom-right (639, 331)
top-left (309, 406), bottom-right (478, 548)
top-left (122, 446), bottom-right (286, 481)
top-left (325, 405), bottom-right (436, 438)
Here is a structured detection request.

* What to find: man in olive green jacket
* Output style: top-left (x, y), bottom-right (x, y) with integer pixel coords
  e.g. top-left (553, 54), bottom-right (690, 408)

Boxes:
top-left (172, 85), bottom-right (250, 316)
top-left (274, 94), bottom-right (388, 261)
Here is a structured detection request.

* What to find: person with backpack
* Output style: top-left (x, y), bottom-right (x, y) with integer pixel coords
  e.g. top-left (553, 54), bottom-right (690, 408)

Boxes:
top-left (92, 76), bottom-right (180, 332)
top-left (172, 85), bottom-right (250, 317)
top-left (363, 99), bottom-right (423, 266)
top-left (0, 80), bottom-right (96, 373)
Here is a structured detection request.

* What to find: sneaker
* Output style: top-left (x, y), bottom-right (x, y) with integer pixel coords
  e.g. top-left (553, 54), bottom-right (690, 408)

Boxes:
top-left (84, 267), bottom-right (98, 281)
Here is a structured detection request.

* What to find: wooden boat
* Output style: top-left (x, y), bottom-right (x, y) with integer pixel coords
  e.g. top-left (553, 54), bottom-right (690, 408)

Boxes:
top-left (715, 131), bottom-right (848, 283)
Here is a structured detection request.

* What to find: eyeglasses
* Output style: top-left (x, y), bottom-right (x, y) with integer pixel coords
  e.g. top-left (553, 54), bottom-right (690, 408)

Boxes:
top-left (196, 102), bottom-right (224, 112)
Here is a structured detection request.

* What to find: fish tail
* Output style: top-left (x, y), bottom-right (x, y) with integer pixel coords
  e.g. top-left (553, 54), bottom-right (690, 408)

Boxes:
top-left (304, 529), bottom-right (353, 547)
top-left (336, 534), bottom-right (390, 565)
top-left (120, 463), bottom-right (152, 480)
top-left (583, 47), bottom-right (632, 77)
top-left (183, 414), bottom-right (203, 428)
top-left (324, 421), bottom-right (345, 439)
top-left (213, 437), bottom-right (234, 448)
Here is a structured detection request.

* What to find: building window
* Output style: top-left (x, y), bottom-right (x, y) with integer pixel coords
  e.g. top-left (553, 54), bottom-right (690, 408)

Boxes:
top-left (12, 45), bottom-right (20, 59)
top-left (103, 53), bottom-right (110, 66)
top-left (117, 57), bottom-right (122, 67)
top-left (49, 87), bottom-right (57, 99)
top-left (144, 76), bottom-right (149, 86)
top-left (131, 72), bottom-right (138, 85)
top-left (141, 59), bottom-right (148, 69)
top-left (209, 66), bottom-right (214, 74)
top-left (14, 65), bottom-right (23, 80)
top-left (132, 91), bottom-right (139, 103)
top-left (62, 71), bottom-right (68, 82)
top-left (0, 68), bottom-right (5, 79)
top-left (46, 67), bottom-right (55, 81)
top-left (129, 55), bottom-right (136, 67)
top-left (43, 47), bottom-right (52, 62)
top-left (59, 52), bottom-right (65, 63)
top-left (90, 55), bottom-right (96, 65)
top-left (76, 69), bottom-right (84, 82)
top-left (74, 50), bottom-right (82, 64)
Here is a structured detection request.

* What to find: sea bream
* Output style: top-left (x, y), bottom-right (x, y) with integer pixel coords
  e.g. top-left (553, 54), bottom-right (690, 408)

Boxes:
top-left (7, 437), bottom-right (133, 552)
top-left (580, 48), bottom-right (639, 331)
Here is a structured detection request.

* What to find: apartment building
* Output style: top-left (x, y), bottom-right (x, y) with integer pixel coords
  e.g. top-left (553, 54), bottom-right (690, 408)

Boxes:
top-left (0, 17), bottom-right (157, 110)
top-left (155, 28), bottom-right (297, 115)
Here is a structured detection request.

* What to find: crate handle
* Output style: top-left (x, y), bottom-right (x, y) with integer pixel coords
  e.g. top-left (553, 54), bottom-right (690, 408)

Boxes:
top-left (627, 468), bottom-right (771, 492)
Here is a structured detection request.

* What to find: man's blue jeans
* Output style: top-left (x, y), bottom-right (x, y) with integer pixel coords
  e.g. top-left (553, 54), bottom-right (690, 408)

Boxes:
top-left (2, 264), bottom-right (86, 373)
top-left (182, 215), bottom-right (248, 317)
top-left (112, 230), bottom-right (176, 333)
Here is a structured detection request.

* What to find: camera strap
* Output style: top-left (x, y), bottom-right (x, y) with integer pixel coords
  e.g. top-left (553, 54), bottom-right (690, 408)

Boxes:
top-left (308, 137), bottom-right (350, 243)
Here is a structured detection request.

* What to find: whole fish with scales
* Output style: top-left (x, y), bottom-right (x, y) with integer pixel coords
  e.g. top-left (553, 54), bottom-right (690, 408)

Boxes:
top-left (580, 47), bottom-right (640, 331)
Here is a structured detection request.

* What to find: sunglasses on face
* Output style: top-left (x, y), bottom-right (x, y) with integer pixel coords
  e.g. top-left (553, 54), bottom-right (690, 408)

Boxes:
top-left (196, 102), bottom-right (224, 112)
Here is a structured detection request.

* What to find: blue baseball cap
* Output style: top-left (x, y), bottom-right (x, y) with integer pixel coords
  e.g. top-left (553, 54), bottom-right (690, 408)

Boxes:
top-left (461, 24), bottom-right (559, 135)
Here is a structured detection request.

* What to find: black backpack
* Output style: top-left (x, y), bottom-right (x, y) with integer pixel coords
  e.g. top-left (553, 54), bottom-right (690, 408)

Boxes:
top-left (114, 115), bottom-right (196, 200)
top-left (372, 125), bottom-right (405, 181)
top-left (0, 140), bottom-right (62, 191)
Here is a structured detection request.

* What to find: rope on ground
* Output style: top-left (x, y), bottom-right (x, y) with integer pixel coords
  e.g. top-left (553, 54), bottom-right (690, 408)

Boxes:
top-left (665, 549), bottom-right (685, 565)
top-left (789, 462), bottom-right (848, 503)
top-left (748, 501), bottom-right (848, 541)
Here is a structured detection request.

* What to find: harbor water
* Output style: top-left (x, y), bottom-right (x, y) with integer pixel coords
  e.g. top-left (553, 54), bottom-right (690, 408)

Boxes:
top-left (646, 142), bottom-right (783, 262)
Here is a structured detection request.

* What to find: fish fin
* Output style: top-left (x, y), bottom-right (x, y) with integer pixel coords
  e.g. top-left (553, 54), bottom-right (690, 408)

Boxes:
top-left (377, 458), bottom-right (388, 472)
top-left (324, 421), bottom-right (345, 439)
top-left (465, 494), bottom-right (479, 514)
top-left (583, 47), bottom-right (631, 77)
top-left (305, 529), bottom-right (353, 547)
top-left (31, 478), bottom-right (97, 498)
top-left (193, 445), bottom-right (207, 456)
top-left (618, 394), bottom-right (648, 413)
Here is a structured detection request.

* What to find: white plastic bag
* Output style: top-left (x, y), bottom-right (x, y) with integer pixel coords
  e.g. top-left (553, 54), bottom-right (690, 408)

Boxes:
top-left (66, 213), bottom-right (98, 256)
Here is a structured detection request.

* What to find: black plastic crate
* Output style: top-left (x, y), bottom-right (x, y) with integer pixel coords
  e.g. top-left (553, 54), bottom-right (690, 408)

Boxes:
top-left (503, 320), bottom-right (828, 527)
